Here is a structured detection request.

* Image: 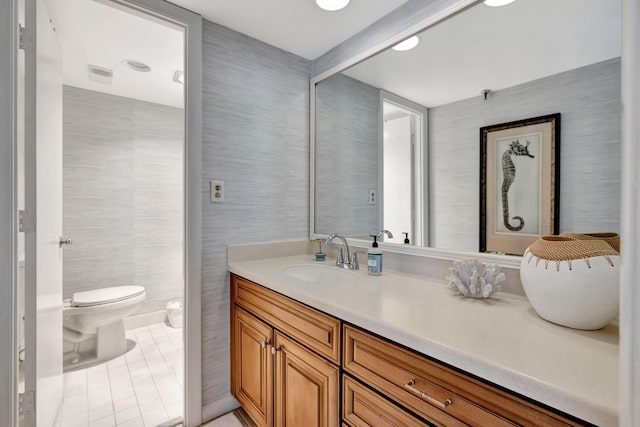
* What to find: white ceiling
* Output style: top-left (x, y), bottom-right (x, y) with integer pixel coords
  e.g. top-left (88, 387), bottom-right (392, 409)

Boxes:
top-left (46, 0), bottom-right (621, 110)
top-left (45, 0), bottom-right (407, 108)
top-left (168, 0), bottom-right (408, 60)
top-left (343, 0), bottom-right (622, 108)
top-left (48, 0), bottom-right (185, 108)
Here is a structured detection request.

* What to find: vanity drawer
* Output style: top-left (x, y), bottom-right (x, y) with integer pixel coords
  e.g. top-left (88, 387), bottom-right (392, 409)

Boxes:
top-left (343, 325), bottom-right (581, 426)
top-left (231, 274), bottom-right (341, 364)
top-left (343, 375), bottom-right (438, 427)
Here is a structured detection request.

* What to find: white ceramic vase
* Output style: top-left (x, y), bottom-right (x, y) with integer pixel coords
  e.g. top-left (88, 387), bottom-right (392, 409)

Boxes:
top-left (520, 236), bottom-right (619, 330)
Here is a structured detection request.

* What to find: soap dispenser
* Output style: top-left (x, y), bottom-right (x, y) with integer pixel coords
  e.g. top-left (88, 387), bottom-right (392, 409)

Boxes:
top-left (314, 238), bottom-right (326, 261)
top-left (367, 235), bottom-right (383, 275)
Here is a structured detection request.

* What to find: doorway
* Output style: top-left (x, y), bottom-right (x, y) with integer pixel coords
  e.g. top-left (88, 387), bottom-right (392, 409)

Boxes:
top-left (17, 0), bottom-right (202, 425)
top-left (380, 91), bottom-right (428, 246)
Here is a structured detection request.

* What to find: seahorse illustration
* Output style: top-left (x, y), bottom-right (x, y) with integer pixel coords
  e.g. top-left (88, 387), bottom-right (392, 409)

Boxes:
top-left (501, 139), bottom-right (534, 231)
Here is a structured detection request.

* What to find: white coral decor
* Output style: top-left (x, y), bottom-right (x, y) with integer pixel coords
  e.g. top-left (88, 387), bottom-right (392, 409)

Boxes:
top-left (447, 259), bottom-right (505, 299)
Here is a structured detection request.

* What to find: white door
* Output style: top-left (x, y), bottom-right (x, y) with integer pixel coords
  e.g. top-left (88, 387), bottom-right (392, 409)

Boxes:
top-left (23, 0), bottom-right (64, 424)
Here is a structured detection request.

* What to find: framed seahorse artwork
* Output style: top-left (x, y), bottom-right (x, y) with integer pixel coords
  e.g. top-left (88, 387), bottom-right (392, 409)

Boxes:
top-left (479, 113), bottom-right (560, 255)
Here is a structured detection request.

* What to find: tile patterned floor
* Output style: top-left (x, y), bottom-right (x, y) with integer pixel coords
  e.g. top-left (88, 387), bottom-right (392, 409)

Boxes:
top-left (199, 409), bottom-right (254, 427)
top-left (59, 322), bottom-right (183, 427)
top-left (198, 412), bottom-right (243, 427)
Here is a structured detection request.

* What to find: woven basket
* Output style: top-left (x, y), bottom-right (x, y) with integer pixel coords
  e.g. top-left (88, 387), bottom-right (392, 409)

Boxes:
top-left (528, 236), bottom-right (618, 261)
top-left (559, 232), bottom-right (620, 253)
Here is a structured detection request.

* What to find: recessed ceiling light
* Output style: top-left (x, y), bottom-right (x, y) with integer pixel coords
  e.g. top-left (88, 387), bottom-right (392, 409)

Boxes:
top-left (392, 35), bottom-right (420, 52)
top-left (173, 70), bottom-right (184, 84)
top-left (484, 0), bottom-right (516, 6)
top-left (122, 59), bottom-right (151, 72)
top-left (315, 0), bottom-right (350, 12)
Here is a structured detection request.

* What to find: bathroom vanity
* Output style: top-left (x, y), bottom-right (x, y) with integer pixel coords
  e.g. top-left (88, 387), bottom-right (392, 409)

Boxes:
top-left (229, 252), bottom-right (618, 427)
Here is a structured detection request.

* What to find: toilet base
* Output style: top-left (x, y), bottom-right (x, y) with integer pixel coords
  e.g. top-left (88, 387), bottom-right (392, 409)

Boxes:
top-left (63, 319), bottom-right (133, 371)
top-left (63, 338), bottom-right (136, 372)
top-left (96, 319), bottom-right (127, 360)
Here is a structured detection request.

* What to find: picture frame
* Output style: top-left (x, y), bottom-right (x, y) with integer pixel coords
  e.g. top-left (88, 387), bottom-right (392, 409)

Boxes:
top-left (479, 113), bottom-right (560, 255)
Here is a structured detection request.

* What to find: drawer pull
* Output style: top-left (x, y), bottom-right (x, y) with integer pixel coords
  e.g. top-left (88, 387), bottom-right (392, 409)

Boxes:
top-left (406, 380), bottom-right (453, 409)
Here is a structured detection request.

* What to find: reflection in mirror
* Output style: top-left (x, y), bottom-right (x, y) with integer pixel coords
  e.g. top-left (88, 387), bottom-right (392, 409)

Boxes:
top-left (313, 0), bottom-right (621, 253)
top-left (381, 92), bottom-right (427, 246)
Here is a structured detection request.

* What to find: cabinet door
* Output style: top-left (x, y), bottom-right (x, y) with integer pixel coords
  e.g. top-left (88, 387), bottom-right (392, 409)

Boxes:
top-left (232, 307), bottom-right (274, 427)
top-left (274, 331), bottom-right (339, 427)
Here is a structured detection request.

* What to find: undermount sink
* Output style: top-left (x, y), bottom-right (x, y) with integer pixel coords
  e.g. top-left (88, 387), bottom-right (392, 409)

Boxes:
top-left (284, 264), bottom-right (360, 283)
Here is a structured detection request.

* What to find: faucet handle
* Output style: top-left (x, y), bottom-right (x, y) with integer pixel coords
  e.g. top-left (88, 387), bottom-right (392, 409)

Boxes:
top-left (336, 247), bottom-right (344, 267)
top-left (352, 250), bottom-right (367, 270)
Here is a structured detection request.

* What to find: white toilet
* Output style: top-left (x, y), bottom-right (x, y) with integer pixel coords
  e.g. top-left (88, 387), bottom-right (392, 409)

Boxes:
top-left (63, 286), bottom-right (145, 365)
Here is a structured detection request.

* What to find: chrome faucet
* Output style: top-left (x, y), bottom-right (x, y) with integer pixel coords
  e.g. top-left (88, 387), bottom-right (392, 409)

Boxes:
top-left (377, 229), bottom-right (394, 240)
top-left (325, 233), bottom-right (353, 269)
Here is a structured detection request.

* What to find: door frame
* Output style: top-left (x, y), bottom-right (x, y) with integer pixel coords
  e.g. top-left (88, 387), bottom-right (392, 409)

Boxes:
top-left (111, 1), bottom-right (203, 425)
top-left (379, 90), bottom-right (428, 247)
top-left (10, 0), bottom-right (203, 426)
top-left (620, 0), bottom-right (640, 424)
top-left (0, 0), bottom-right (19, 426)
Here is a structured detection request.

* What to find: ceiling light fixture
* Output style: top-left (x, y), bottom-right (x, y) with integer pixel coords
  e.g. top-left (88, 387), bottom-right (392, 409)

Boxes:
top-left (392, 35), bottom-right (420, 52)
top-left (315, 0), bottom-right (350, 12)
top-left (122, 59), bottom-right (151, 72)
top-left (173, 70), bottom-right (184, 84)
top-left (484, 0), bottom-right (516, 7)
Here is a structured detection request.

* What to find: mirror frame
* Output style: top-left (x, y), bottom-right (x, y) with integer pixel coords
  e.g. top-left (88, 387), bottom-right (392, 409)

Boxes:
top-left (309, 0), bottom-right (523, 269)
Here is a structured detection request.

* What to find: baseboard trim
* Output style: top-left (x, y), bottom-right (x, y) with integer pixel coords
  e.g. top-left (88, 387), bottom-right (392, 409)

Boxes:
top-left (123, 310), bottom-right (168, 330)
top-left (201, 395), bottom-right (240, 424)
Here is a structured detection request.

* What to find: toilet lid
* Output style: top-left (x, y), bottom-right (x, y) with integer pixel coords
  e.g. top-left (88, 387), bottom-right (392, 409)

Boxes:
top-left (71, 286), bottom-right (145, 307)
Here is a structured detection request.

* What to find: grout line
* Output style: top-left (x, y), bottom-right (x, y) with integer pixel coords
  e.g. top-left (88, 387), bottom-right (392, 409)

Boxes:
top-left (60, 322), bottom-right (184, 427)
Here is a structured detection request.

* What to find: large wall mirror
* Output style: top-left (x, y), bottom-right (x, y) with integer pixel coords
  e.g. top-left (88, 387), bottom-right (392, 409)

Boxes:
top-left (312, 0), bottom-right (621, 258)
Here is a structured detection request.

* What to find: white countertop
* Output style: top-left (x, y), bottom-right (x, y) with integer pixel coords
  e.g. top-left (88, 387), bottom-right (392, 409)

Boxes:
top-left (228, 255), bottom-right (618, 426)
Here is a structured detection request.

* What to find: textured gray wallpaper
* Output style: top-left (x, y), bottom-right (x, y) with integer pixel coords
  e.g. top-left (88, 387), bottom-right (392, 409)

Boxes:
top-left (429, 58), bottom-right (621, 251)
top-left (315, 74), bottom-right (380, 237)
top-left (62, 86), bottom-right (184, 315)
top-left (201, 20), bottom-right (310, 406)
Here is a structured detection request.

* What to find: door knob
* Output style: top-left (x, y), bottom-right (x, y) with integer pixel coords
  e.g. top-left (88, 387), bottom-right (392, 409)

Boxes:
top-left (59, 237), bottom-right (72, 247)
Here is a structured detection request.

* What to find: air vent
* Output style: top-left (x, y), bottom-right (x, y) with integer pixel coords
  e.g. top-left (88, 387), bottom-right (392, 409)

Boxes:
top-left (122, 59), bottom-right (151, 72)
top-left (88, 65), bottom-right (113, 85)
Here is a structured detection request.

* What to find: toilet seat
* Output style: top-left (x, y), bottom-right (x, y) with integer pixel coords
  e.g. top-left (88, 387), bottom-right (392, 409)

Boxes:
top-left (71, 286), bottom-right (145, 307)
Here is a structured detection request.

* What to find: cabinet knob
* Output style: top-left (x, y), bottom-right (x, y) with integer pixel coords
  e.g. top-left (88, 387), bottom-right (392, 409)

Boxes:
top-left (261, 340), bottom-right (269, 349)
top-left (271, 346), bottom-right (280, 355)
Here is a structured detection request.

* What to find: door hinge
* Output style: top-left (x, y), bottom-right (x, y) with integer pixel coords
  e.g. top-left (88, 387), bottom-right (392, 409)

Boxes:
top-left (19, 210), bottom-right (26, 232)
top-left (19, 24), bottom-right (25, 50)
top-left (19, 391), bottom-right (35, 416)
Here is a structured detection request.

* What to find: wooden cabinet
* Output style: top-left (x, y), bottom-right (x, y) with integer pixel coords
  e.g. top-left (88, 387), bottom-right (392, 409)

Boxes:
top-left (343, 375), bottom-right (430, 427)
top-left (231, 307), bottom-right (273, 427)
top-left (230, 273), bottom-right (587, 427)
top-left (343, 325), bottom-right (584, 427)
top-left (274, 332), bottom-right (339, 427)
top-left (231, 274), bottom-right (340, 427)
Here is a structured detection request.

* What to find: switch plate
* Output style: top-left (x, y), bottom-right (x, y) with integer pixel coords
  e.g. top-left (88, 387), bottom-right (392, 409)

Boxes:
top-left (369, 189), bottom-right (376, 205)
top-left (210, 180), bottom-right (224, 203)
